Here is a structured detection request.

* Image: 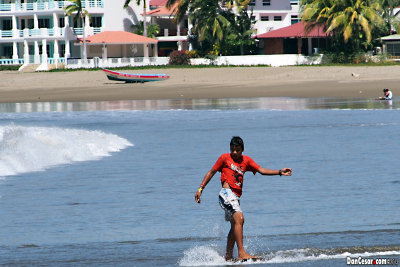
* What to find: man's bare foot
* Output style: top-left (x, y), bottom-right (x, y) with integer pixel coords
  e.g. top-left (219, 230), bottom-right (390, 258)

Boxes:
top-left (225, 254), bottom-right (233, 261)
top-left (237, 252), bottom-right (258, 260)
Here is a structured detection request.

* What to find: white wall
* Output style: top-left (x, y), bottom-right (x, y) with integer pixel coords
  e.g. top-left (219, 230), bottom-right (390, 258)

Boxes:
top-left (191, 54), bottom-right (322, 67)
top-left (102, 0), bottom-right (150, 32)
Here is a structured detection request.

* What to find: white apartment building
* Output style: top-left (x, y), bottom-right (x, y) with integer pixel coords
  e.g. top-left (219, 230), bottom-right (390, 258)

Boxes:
top-left (250, 0), bottom-right (300, 35)
top-left (0, 0), bottom-right (300, 67)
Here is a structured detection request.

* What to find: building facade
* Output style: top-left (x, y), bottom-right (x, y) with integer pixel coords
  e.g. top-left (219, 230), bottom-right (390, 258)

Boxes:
top-left (251, 0), bottom-right (300, 35)
top-left (0, 0), bottom-right (301, 67)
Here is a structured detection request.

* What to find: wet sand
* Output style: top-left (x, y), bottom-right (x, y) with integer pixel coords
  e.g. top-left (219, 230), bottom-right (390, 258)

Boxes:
top-left (0, 66), bottom-right (398, 103)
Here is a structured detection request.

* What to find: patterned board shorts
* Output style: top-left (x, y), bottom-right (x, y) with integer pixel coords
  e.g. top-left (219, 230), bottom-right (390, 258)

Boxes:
top-left (218, 188), bottom-right (242, 221)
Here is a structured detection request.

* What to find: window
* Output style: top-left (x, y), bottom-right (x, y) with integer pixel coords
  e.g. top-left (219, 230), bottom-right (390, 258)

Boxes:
top-left (90, 16), bottom-right (102, 28)
top-left (290, 0), bottom-right (299, 5)
top-left (59, 17), bottom-right (65, 28)
top-left (262, 0), bottom-right (270, 6)
top-left (39, 44), bottom-right (50, 57)
top-left (249, 0), bottom-right (255, 6)
top-left (60, 43), bottom-right (65, 57)
top-left (3, 46), bottom-right (12, 58)
top-left (38, 18), bottom-right (50, 28)
top-left (291, 15), bottom-right (299, 24)
top-left (28, 19), bottom-right (34, 29)
top-left (274, 16), bottom-right (282, 21)
top-left (387, 43), bottom-right (400, 57)
top-left (251, 16), bottom-right (256, 21)
top-left (2, 19), bottom-right (12, 30)
top-left (261, 16), bottom-right (269, 21)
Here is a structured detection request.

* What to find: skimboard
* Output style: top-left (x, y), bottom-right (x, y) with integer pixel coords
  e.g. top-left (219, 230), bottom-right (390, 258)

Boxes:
top-left (233, 257), bottom-right (265, 263)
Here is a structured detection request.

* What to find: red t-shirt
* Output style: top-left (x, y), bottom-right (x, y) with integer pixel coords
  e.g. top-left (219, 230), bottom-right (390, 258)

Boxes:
top-left (212, 153), bottom-right (260, 197)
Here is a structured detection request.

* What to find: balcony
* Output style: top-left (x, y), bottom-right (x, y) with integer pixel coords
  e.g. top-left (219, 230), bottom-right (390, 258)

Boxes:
top-left (156, 28), bottom-right (188, 37)
top-left (0, 0), bottom-right (104, 13)
top-left (0, 27), bottom-right (64, 39)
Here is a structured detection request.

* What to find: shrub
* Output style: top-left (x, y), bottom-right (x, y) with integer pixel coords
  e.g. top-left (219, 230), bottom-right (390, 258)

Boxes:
top-left (0, 65), bottom-right (21, 71)
top-left (169, 50), bottom-right (190, 65)
top-left (185, 50), bottom-right (199, 59)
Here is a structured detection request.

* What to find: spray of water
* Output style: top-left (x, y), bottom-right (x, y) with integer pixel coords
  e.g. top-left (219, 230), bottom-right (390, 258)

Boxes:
top-left (0, 125), bottom-right (133, 177)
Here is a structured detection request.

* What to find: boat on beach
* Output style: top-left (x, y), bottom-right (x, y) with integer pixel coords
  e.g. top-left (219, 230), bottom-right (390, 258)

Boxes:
top-left (103, 69), bottom-right (169, 83)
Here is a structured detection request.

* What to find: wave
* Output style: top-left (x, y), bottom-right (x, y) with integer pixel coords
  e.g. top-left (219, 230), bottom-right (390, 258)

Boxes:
top-left (178, 245), bottom-right (400, 266)
top-left (0, 124), bottom-right (133, 177)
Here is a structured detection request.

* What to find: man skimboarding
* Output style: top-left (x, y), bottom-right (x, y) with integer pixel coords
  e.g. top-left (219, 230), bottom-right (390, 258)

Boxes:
top-left (195, 136), bottom-right (292, 261)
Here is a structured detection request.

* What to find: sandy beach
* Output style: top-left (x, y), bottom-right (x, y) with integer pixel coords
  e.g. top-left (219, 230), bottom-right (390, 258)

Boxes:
top-left (0, 66), bottom-right (399, 103)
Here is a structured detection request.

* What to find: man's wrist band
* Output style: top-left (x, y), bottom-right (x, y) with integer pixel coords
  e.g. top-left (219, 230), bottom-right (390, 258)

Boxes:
top-left (198, 187), bottom-right (203, 192)
top-left (279, 170), bottom-right (282, 176)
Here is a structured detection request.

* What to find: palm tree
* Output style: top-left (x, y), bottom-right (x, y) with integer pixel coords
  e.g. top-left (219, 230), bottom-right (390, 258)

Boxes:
top-left (124, 0), bottom-right (147, 37)
top-left (301, 0), bottom-right (384, 48)
top-left (225, 1), bottom-right (256, 55)
top-left (131, 21), bottom-right (160, 38)
top-left (189, 0), bottom-right (230, 42)
top-left (166, 0), bottom-right (247, 23)
top-left (64, 0), bottom-right (90, 62)
top-left (166, 0), bottom-right (191, 23)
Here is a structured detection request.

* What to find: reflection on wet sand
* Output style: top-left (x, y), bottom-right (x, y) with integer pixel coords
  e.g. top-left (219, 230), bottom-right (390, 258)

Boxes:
top-left (0, 97), bottom-right (397, 113)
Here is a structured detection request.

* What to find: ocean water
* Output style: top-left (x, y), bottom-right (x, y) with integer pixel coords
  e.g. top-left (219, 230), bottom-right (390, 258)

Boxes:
top-left (0, 97), bottom-right (399, 266)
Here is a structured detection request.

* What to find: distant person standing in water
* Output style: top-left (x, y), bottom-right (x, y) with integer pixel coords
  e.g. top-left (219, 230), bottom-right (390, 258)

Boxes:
top-left (378, 88), bottom-right (392, 100)
top-left (194, 136), bottom-right (292, 261)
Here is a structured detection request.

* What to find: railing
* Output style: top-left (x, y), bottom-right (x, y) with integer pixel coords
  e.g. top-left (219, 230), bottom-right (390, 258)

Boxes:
top-left (37, 2), bottom-right (45, 10)
top-left (0, 27), bottom-right (98, 39)
top-left (27, 3), bottom-right (34, 10)
top-left (73, 28), bottom-right (83, 35)
top-left (0, 0), bottom-right (103, 12)
top-left (66, 57), bottom-right (170, 69)
top-left (97, 0), bottom-right (104, 8)
top-left (1, 30), bottom-right (13, 38)
top-left (0, 4), bottom-right (11, 11)
top-left (0, 58), bottom-right (24, 65)
top-left (0, 57), bottom-right (69, 66)
top-left (29, 29), bottom-right (42, 36)
top-left (57, 1), bottom-right (65, 8)
top-left (157, 28), bottom-right (188, 37)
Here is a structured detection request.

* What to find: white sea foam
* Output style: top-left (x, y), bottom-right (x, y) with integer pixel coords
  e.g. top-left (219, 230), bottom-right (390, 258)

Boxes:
top-left (0, 125), bottom-right (133, 177)
top-left (178, 246), bottom-right (400, 266)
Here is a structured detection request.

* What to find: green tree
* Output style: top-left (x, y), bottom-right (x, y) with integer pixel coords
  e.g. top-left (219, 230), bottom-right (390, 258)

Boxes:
top-left (189, 0), bottom-right (230, 43)
top-left (124, 0), bottom-right (148, 37)
top-left (166, 0), bottom-right (192, 23)
top-left (131, 21), bottom-right (160, 38)
top-left (64, 0), bottom-right (90, 61)
top-left (378, 0), bottom-right (400, 34)
top-left (165, 0), bottom-right (256, 56)
top-left (301, 0), bottom-right (384, 50)
top-left (223, 2), bottom-right (256, 55)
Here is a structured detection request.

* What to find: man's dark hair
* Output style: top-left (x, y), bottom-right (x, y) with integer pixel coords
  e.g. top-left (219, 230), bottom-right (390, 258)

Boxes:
top-left (230, 136), bottom-right (244, 150)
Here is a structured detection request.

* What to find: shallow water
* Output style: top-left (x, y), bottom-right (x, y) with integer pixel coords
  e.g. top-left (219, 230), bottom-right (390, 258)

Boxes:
top-left (0, 97), bottom-right (399, 266)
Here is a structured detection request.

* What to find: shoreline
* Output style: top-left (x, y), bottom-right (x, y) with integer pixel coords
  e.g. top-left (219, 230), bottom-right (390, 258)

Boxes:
top-left (0, 66), bottom-right (399, 103)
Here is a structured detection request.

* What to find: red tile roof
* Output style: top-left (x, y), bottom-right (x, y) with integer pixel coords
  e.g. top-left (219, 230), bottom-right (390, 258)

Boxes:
top-left (150, 0), bottom-right (168, 7)
top-left (83, 31), bottom-right (158, 44)
top-left (146, 2), bottom-right (178, 16)
top-left (256, 22), bottom-right (328, 39)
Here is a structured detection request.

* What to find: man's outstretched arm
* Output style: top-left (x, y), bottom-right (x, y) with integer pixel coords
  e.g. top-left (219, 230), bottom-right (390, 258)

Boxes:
top-left (258, 167), bottom-right (292, 176)
top-left (195, 169), bottom-right (217, 204)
